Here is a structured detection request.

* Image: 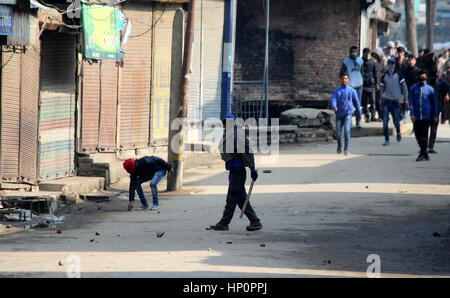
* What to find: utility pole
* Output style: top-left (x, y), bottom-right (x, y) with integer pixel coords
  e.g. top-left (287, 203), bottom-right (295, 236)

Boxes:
top-left (426, 0), bottom-right (436, 51)
top-left (404, 0), bottom-right (418, 57)
top-left (167, 0), bottom-right (196, 191)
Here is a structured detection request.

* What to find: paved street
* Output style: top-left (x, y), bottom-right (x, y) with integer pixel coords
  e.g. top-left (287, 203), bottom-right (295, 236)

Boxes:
top-left (0, 123), bottom-right (449, 278)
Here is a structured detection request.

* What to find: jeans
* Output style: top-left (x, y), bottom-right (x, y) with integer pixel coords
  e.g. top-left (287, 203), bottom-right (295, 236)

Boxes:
top-left (135, 170), bottom-right (166, 207)
top-left (362, 90), bottom-right (376, 120)
top-left (220, 169), bottom-right (260, 225)
top-left (354, 86), bottom-right (363, 126)
top-left (336, 114), bottom-right (352, 151)
top-left (382, 100), bottom-right (401, 142)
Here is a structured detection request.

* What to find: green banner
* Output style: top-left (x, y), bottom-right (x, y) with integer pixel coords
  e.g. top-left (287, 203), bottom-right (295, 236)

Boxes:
top-left (82, 4), bottom-right (120, 61)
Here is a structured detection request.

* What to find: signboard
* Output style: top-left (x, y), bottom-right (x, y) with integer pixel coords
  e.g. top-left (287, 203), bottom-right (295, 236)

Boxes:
top-left (0, 4), bottom-right (13, 36)
top-left (81, 4), bottom-right (120, 61)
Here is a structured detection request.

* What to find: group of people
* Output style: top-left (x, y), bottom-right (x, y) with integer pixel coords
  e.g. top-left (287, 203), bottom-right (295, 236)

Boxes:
top-left (333, 42), bottom-right (450, 160)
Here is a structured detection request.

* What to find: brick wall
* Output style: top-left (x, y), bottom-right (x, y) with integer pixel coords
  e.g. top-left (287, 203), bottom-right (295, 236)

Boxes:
top-left (234, 0), bottom-right (361, 109)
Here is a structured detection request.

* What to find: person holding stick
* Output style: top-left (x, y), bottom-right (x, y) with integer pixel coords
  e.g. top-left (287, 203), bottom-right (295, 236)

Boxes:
top-left (209, 114), bottom-right (262, 232)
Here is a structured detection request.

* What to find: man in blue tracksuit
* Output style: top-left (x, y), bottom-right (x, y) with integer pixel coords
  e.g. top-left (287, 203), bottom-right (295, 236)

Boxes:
top-left (340, 45), bottom-right (364, 128)
top-left (331, 73), bottom-right (362, 156)
top-left (210, 114), bottom-right (262, 232)
top-left (408, 71), bottom-right (438, 161)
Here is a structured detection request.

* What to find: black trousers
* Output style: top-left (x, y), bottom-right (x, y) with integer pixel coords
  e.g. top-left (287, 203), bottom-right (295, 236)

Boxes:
top-left (428, 115), bottom-right (439, 150)
top-left (414, 120), bottom-right (430, 155)
top-left (362, 90), bottom-right (376, 119)
top-left (220, 169), bottom-right (259, 225)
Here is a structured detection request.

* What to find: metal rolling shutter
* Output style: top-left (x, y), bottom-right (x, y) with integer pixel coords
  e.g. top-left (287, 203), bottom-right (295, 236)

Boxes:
top-left (39, 31), bottom-right (77, 181)
top-left (151, 4), bottom-right (177, 141)
top-left (0, 45), bottom-right (40, 184)
top-left (201, 0), bottom-right (224, 121)
top-left (80, 60), bottom-right (118, 153)
top-left (0, 49), bottom-right (21, 182)
top-left (187, 0), bottom-right (202, 122)
top-left (19, 44), bottom-right (40, 184)
top-left (119, 3), bottom-right (152, 149)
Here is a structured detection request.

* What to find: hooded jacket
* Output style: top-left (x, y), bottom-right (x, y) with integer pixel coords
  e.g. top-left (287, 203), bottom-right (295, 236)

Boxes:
top-left (380, 70), bottom-right (409, 102)
top-left (371, 48), bottom-right (387, 87)
top-left (340, 48), bottom-right (364, 89)
top-left (362, 56), bottom-right (379, 91)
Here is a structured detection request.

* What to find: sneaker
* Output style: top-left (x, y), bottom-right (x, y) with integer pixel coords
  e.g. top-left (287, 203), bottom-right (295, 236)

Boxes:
top-left (397, 134), bottom-right (401, 142)
top-left (139, 205), bottom-right (149, 210)
top-left (344, 150), bottom-right (350, 156)
top-left (424, 153), bottom-right (430, 161)
top-left (416, 154), bottom-right (425, 161)
top-left (150, 205), bottom-right (159, 211)
top-left (337, 147), bottom-right (342, 154)
top-left (246, 221), bottom-right (262, 231)
top-left (383, 141), bottom-right (390, 146)
top-left (210, 222), bottom-right (229, 231)
top-left (428, 149), bottom-right (437, 154)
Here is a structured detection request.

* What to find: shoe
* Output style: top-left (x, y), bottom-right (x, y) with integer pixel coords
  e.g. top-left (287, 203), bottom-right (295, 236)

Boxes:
top-left (365, 117), bottom-right (370, 123)
top-left (397, 134), bottom-right (401, 142)
top-left (370, 116), bottom-right (376, 122)
top-left (246, 221), bottom-right (262, 231)
top-left (383, 141), bottom-right (390, 146)
top-left (127, 202), bottom-right (134, 211)
top-left (356, 125), bottom-right (362, 129)
top-left (344, 150), bottom-right (350, 156)
top-left (210, 222), bottom-right (229, 231)
top-left (139, 205), bottom-right (149, 210)
top-left (416, 154), bottom-right (425, 161)
top-left (424, 153), bottom-right (430, 161)
top-left (428, 149), bottom-right (437, 154)
top-left (337, 147), bottom-right (342, 154)
top-left (150, 205), bottom-right (159, 211)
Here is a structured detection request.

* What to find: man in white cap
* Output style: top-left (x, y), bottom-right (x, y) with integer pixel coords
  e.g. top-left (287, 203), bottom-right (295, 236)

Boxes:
top-left (384, 41), bottom-right (397, 58)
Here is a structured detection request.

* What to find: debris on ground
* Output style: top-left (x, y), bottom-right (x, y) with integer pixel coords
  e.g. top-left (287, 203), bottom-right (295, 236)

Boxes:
top-left (433, 232), bottom-right (441, 237)
top-left (263, 170), bottom-right (272, 174)
top-left (58, 261), bottom-right (64, 266)
top-left (226, 241), bottom-right (232, 244)
top-left (157, 232), bottom-right (165, 238)
top-left (56, 229), bottom-right (62, 234)
top-left (260, 244), bottom-right (266, 247)
top-left (95, 232), bottom-right (100, 236)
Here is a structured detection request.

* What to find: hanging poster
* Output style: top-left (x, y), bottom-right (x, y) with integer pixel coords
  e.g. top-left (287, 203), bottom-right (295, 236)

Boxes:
top-left (81, 4), bottom-right (120, 60)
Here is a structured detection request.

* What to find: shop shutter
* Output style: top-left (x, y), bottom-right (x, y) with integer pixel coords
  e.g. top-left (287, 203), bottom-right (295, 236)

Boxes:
top-left (0, 44), bottom-right (40, 184)
top-left (19, 44), bottom-right (40, 183)
top-left (80, 60), bottom-right (118, 153)
top-left (187, 0), bottom-right (202, 123)
top-left (119, 3), bottom-right (152, 149)
top-left (39, 31), bottom-right (77, 181)
top-left (151, 4), bottom-right (177, 141)
top-left (0, 49), bottom-right (21, 182)
top-left (201, 0), bottom-right (224, 121)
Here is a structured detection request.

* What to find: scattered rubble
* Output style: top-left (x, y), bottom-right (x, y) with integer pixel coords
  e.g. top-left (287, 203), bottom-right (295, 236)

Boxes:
top-left (156, 232), bottom-right (165, 238)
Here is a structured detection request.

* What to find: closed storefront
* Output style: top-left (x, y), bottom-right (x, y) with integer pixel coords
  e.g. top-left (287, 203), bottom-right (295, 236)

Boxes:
top-left (188, 0), bottom-right (224, 123)
top-left (119, 3), bottom-right (153, 149)
top-left (39, 31), bottom-right (77, 181)
top-left (79, 60), bottom-right (118, 153)
top-left (0, 43), bottom-right (40, 185)
top-left (151, 3), bottom-right (177, 141)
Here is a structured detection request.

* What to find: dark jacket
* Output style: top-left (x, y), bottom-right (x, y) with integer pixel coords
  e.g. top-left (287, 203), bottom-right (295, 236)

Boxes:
top-left (362, 57), bottom-right (379, 91)
top-left (436, 78), bottom-right (450, 112)
top-left (129, 156), bottom-right (171, 199)
top-left (402, 65), bottom-right (422, 92)
top-left (408, 83), bottom-right (438, 120)
top-left (220, 125), bottom-right (255, 169)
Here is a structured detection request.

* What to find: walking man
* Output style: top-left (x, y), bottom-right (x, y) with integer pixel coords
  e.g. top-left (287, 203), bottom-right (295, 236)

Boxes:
top-left (123, 156), bottom-right (173, 211)
top-left (380, 58), bottom-right (409, 146)
top-left (408, 71), bottom-right (438, 161)
top-left (362, 48), bottom-right (378, 122)
top-left (340, 45), bottom-right (364, 128)
top-left (210, 114), bottom-right (262, 232)
top-left (371, 48), bottom-right (387, 121)
top-left (437, 69), bottom-right (450, 125)
top-left (331, 73), bottom-right (362, 156)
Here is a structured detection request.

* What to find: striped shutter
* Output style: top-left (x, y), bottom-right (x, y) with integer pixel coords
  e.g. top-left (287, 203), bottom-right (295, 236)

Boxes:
top-left (0, 49), bottom-right (21, 182)
top-left (80, 60), bottom-right (118, 153)
top-left (201, 0), bottom-right (224, 121)
top-left (119, 3), bottom-right (153, 149)
top-left (0, 44), bottom-right (40, 184)
top-left (39, 31), bottom-right (77, 181)
top-left (151, 4), bottom-right (177, 141)
top-left (187, 0), bottom-right (203, 122)
top-left (19, 44), bottom-right (40, 183)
